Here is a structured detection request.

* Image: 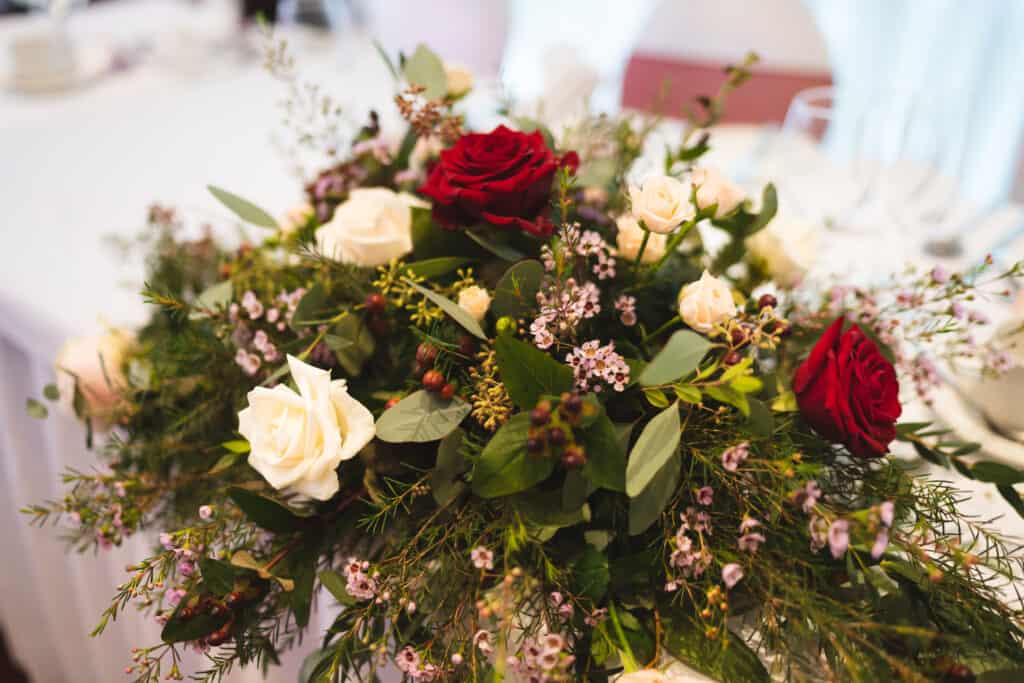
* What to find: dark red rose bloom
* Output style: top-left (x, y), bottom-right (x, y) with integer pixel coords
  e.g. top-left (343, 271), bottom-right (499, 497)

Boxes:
top-left (418, 125), bottom-right (578, 237)
top-left (793, 316), bottom-right (901, 458)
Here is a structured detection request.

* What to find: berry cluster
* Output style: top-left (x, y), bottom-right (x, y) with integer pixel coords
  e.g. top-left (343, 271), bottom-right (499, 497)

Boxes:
top-left (525, 393), bottom-right (592, 469)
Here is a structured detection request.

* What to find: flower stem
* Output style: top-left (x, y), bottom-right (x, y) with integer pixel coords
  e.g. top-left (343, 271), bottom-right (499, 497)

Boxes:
top-left (633, 229), bottom-right (652, 270)
top-left (608, 602), bottom-right (639, 672)
top-left (650, 219), bottom-right (696, 273)
top-left (643, 316), bottom-right (681, 345)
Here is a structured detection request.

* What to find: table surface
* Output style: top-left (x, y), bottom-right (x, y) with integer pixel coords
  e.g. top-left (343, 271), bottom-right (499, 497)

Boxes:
top-left (3, 3), bottom-right (1024, 681)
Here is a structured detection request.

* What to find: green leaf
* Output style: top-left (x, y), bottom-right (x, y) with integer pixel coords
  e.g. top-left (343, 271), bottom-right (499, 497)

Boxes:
top-left (290, 283), bottom-right (328, 330)
top-left (705, 384), bottom-right (750, 417)
top-left (579, 412), bottom-right (627, 492)
top-left (512, 117), bottom-right (556, 150)
top-left (375, 390), bottom-right (471, 443)
top-left (207, 185), bottom-right (278, 229)
top-left (198, 558), bottom-right (238, 595)
top-left (639, 330), bottom-right (713, 386)
top-left (406, 279), bottom-right (487, 340)
top-left (402, 43), bottom-right (447, 99)
top-left (221, 439), bottom-right (251, 454)
top-left (494, 335), bottom-right (574, 409)
top-left (514, 490), bottom-right (590, 529)
top-left (318, 569), bottom-right (357, 606)
top-left (42, 383), bottom-right (60, 401)
top-left (998, 484), bottom-right (1024, 519)
top-left (730, 375), bottom-right (763, 394)
top-left (745, 398), bottom-right (774, 438)
top-left (969, 461), bottom-right (1024, 485)
top-left (626, 403), bottom-right (681, 497)
top-left (299, 647), bottom-right (336, 683)
top-left (161, 594), bottom-right (230, 643)
top-left (227, 487), bottom-right (308, 534)
top-left (643, 388), bottom-right (670, 408)
top-left (629, 449), bottom-right (681, 535)
top-left (208, 451), bottom-right (242, 475)
top-left (430, 428), bottom-right (468, 505)
top-left (284, 538), bottom-right (318, 627)
top-left (561, 470), bottom-right (591, 511)
top-left (465, 229), bottom-right (527, 261)
top-left (673, 383), bottom-right (702, 404)
top-left (26, 398), bottom-right (47, 419)
top-left (573, 546), bottom-right (610, 601)
top-left (371, 38), bottom-right (400, 81)
top-left (491, 260), bottom-right (545, 320)
top-left (402, 257), bottom-right (471, 279)
top-left (330, 314), bottom-right (376, 376)
top-left (471, 414), bottom-right (555, 498)
top-left (189, 280), bottom-right (234, 321)
top-left (979, 670), bottom-right (1024, 683)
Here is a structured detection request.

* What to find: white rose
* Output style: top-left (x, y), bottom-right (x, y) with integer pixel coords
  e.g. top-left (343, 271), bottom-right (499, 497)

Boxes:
top-left (315, 188), bottom-right (428, 267)
top-left (692, 166), bottom-right (744, 219)
top-left (629, 175), bottom-right (695, 234)
top-left (617, 666), bottom-right (714, 683)
top-left (280, 202), bottom-right (313, 236)
top-left (444, 62), bottom-right (473, 98)
top-left (55, 328), bottom-right (134, 424)
top-left (457, 285), bottom-right (491, 322)
top-left (745, 215), bottom-right (818, 288)
top-left (238, 355), bottom-right (375, 501)
top-left (678, 270), bottom-right (737, 335)
top-left (615, 214), bottom-right (666, 264)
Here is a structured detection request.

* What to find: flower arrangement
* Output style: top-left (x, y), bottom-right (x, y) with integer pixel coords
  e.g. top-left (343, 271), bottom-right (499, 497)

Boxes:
top-left (24, 43), bottom-right (1024, 683)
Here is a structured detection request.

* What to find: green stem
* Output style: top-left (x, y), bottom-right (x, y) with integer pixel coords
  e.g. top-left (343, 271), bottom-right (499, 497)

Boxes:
top-left (608, 602), bottom-right (639, 672)
top-left (650, 219), bottom-right (696, 274)
top-left (633, 229), bottom-right (652, 270)
top-left (643, 315), bottom-right (681, 345)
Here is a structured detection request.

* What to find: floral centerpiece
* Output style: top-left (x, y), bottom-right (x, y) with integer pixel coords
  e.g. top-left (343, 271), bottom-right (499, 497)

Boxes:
top-left (24, 43), bottom-right (1024, 682)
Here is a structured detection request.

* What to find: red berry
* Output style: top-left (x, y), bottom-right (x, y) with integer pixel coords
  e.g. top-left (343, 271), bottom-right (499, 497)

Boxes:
top-left (384, 397), bottom-right (401, 409)
top-left (457, 334), bottom-right (477, 357)
top-left (365, 293), bottom-right (387, 313)
top-left (530, 406), bottom-right (551, 426)
top-left (415, 343), bottom-right (438, 367)
top-left (561, 446), bottom-right (587, 469)
top-left (729, 327), bottom-right (747, 346)
top-left (758, 293), bottom-right (778, 310)
top-left (440, 383), bottom-right (456, 400)
top-left (526, 437), bottom-right (544, 454)
top-left (422, 370), bottom-right (445, 393)
top-left (547, 427), bottom-right (566, 446)
top-left (723, 351), bottom-right (743, 366)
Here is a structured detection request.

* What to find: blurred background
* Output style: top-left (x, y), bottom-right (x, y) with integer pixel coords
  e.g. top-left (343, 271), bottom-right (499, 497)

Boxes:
top-left (3, 1), bottom-right (1024, 681)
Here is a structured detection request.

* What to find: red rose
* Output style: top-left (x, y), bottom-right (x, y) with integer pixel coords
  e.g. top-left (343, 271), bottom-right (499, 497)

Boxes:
top-left (793, 317), bottom-right (901, 457)
top-left (418, 125), bottom-right (578, 237)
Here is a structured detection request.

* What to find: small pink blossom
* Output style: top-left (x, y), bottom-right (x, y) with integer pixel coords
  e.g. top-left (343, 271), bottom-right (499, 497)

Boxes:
top-left (879, 501), bottom-right (895, 527)
top-left (470, 546), bottom-right (494, 570)
top-left (871, 528), bottom-right (889, 559)
top-left (828, 519), bottom-right (850, 559)
top-left (696, 485), bottom-right (714, 506)
top-left (241, 290), bottom-right (264, 319)
top-left (198, 505), bottom-right (213, 521)
top-left (721, 442), bottom-right (750, 472)
top-left (722, 562), bottom-right (744, 588)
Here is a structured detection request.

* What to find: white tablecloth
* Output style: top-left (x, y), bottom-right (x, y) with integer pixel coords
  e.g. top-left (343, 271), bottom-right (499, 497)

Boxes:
top-left (2, 3), bottom-right (1024, 682)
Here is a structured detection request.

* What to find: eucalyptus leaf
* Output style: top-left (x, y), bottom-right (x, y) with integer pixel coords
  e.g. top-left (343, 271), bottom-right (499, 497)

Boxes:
top-left (319, 569), bottom-right (356, 606)
top-left (402, 43), bottom-right (447, 99)
top-left (402, 257), bottom-right (471, 279)
top-left (471, 414), bottom-right (555, 498)
top-left (514, 490), bottom-right (590, 529)
top-left (629, 450), bottom-right (681, 535)
top-left (579, 412), bottom-right (626, 492)
top-left (745, 398), bottom-right (774, 438)
top-left (208, 451), bottom-right (242, 475)
top-left (491, 260), bottom-right (545, 319)
top-left (375, 390), bottom-right (471, 443)
top-left (189, 280), bottom-right (234, 320)
top-left (969, 461), bottom-right (1024, 485)
top-left (430, 428), bottom-right (468, 505)
top-left (639, 330), bottom-right (713, 386)
top-left (330, 314), bottom-right (376, 376)
top-left (221, 439), bottom-right (251, 454)
top-left (198, 558), bottom-right (238, 595)
top-left (626, 403), bottom-right (681, 497)
top-left (494, 334), bottom-right (574, 409)
top-left (405, 280), bottom-right (487, 340)
top-left (290, 283), bottom-right (327, 330)
top-left (207, 185), bottom-right (278, 229)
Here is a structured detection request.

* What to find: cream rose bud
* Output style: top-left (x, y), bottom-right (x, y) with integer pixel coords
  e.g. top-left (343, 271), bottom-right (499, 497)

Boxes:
top-left (745, 215), bottom-right (818, 288)
top-left (678, 270), bottom-right (737, 334)
top-left (692, 166), bottom-right (744, 218)
top-left (444, 62), bottom-right (473, 98)
top-left (315, 188), bottom-right (428, 267)
top-left (616, 665), bottom-right (716, 682)
top-left (238, 355), bottom-right (374, 501)
top-left (629, 174), bottom-right (695, 234)
top-left (55, 328), bottom-right (134, 422)
top-left (458, 285), bottom-right (491, 322)
top-left (615, 214), bottom-right (666, 263)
